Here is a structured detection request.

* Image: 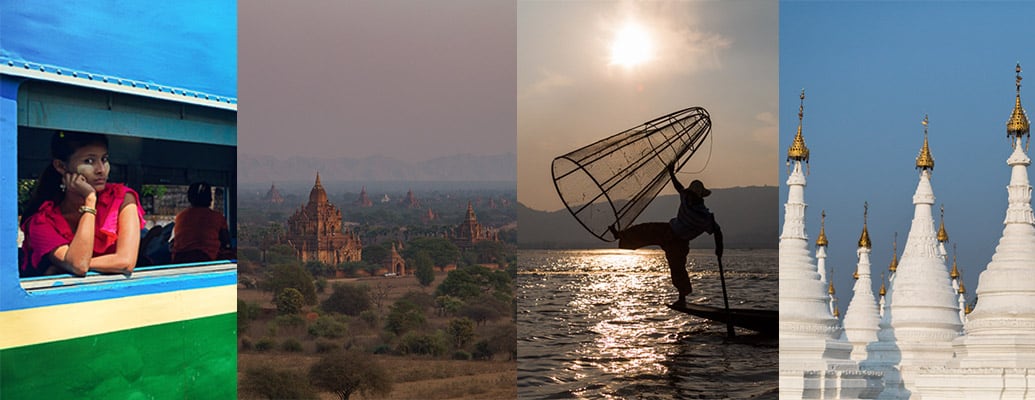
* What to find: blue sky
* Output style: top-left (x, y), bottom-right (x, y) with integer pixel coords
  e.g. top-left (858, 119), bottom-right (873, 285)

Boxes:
top-left (781, 2), bottom-right (1035, 313)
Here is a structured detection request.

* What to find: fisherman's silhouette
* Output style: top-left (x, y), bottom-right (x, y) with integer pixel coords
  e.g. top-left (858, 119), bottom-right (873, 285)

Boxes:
top-left (610, 163), bottom-right (723, 307)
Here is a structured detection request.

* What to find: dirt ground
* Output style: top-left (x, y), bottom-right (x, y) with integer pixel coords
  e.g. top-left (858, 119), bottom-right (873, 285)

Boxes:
top-left (238, 270), bottom-right (517, 399)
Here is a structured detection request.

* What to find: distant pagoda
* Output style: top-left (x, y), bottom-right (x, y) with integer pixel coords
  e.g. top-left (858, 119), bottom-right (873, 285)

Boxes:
top-left (355, 186), bottom-right (373, 207)
top-left (264, 183), bottom-right (285, 204)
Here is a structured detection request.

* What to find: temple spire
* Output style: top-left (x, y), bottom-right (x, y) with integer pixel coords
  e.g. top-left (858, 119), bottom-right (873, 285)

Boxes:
top-left (817, 210), bottom-right (829, 247)
top-left (1008, 63), bottom-right (1030, 142)
top-left (889, 232), bottom-right (899, 273)
top-left (937, 205), bottom-right (949, 243)
top-left (787, 89), bottom-right (810, 168)
top-left (950, 243), bottom-right (960, 280)
top-left (916, 114), bottom-right (935, 171)
top-left (858, 202), bottom-right (872, 249)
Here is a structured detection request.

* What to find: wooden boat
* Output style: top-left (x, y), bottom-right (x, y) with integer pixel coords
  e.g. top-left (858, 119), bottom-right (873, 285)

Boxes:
top-left (668, 302), bottom-right (778, 337)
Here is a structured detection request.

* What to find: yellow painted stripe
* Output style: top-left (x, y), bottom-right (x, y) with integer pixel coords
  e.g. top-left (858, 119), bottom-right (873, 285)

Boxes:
top-left (0, 284), bottom-right (236, 349)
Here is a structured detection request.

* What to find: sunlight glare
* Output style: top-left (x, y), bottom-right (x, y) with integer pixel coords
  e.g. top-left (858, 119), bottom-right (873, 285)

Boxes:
top-left (610, 22), bottom-right (653, 68)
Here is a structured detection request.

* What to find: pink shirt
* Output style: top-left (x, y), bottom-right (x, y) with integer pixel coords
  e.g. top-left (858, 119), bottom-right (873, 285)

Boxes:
top-left (20, 183), bottom-right (145, 276)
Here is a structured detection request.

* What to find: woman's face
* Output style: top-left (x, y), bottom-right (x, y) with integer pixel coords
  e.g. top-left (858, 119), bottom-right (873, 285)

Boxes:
top-left (65, 143), bottom-right (110, 192)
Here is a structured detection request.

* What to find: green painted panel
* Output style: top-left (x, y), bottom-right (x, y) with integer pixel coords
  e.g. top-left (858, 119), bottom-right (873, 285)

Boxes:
top-left (1, 312), bottom-right (237, 400)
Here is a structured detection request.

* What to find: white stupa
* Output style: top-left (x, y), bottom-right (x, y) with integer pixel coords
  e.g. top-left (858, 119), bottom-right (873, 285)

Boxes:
top-left (779, 90), bottom-right (881, 399)
top-left (842, 203), bottom-right (881, 361)
top-left (818, 211), bottom-right (830, 285)
top-left (915, 64), bottom-right (1035, 398)
top-left (862, 115), bottom-right (962, 399)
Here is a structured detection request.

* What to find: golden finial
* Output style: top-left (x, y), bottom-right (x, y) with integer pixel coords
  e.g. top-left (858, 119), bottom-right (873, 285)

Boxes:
top-left (958, 276), bottom-right (966, 295)
top-left (1008, 63), bottom-right (1030, 141)
top-left (787, 89), bottom-right (810, 163)
top-left (916, 114), bottom-right (935, 171)
top-left (879, 272), bottom-right (887, 296)
top-left (966, 303), bottom-right (973, 315)
top-left (816, 210), bottom-right (829, 247)
top-left (889, 232), bottom-right (899, 273)
top-left (833, 305), bottom-right (840, 317)
top-left (858, 202), bottom-right (872, 249)
top-left (937, 204), bottom-right (949, 243)
top-left (828, 278), bottom-right (836, 295)
top-left (950, 243), bottom-right (960, 279)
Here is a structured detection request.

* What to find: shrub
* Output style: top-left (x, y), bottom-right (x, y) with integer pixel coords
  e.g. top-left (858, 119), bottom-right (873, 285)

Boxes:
top-left (397, 330), bottom-right (448, 357)
top-left (359, 309), bottom-right (379, 328)
top-left (384, 299), bottom-right (426, 335)
top-left (309, 352), bottom-right (393, 400)
top-left (281, 338), bottom-right (304, 352)
top-left (255, 337), bottom-right (276, 352)
top-left (240, 336), bottom-right (253, 351)
top-left (452, 350), bottom-right (472, 360)
top-left (309, 315), bottom-right (348, 339)
top-left (322, 283), bottom-right (372, 316)
top-left (276, 287), bottom-right (305, 315)
top-left (242, 363), bottom-right (317, 400)
top-left (315, 340), bottom-right (339, 354)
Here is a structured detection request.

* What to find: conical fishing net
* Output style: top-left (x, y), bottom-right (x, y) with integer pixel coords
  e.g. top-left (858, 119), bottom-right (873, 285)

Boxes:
top-left (552, 107), bottom-right (711, 241)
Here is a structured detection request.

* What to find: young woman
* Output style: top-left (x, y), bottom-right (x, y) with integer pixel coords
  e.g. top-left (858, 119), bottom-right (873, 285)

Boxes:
top-left (171, 181), bottom-right (231, 263)
top-left (20, 131), bottom-right (144, 277)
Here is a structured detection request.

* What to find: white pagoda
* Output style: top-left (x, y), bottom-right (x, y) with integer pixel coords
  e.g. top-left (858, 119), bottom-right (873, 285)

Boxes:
top-left (779, 90), bottom-right (882, 399)
top-left (842, 204), bottom-right (881, 361)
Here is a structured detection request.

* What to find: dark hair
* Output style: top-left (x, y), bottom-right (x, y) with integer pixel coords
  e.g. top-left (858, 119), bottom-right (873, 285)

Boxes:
top-left (22, 131), bottom-right (109, 222)
top-left (187, 181), bottom-right (213, 208)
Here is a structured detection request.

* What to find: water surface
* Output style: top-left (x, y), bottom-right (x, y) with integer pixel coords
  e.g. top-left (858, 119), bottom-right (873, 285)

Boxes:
top-left (518, 248), bottom-right (777, 399)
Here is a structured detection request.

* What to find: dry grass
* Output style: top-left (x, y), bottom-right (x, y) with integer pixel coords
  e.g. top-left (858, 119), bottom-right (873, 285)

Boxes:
top-left (238, 270), bottom-right (517, 400)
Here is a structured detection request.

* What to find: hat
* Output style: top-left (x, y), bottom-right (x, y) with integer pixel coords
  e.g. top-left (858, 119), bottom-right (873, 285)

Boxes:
top-left (688, 180), bottom-right (711, 198)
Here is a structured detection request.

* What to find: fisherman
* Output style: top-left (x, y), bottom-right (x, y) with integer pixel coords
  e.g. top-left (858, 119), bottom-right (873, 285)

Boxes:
top-left (610, 162), bottom-right (723, 306)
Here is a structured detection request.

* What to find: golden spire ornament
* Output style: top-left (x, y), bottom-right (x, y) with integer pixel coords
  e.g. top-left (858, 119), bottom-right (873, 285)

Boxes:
top-left (937, 204), bottom-right (949, 243)
top-left (858, 201), bottom-right (872, 249)
top-left (834, 305), bottom-right (840, 318)
top-left (889, 232), bottom-right (899, 273)
top-left (916, 114), bottom-right (935, 171)
top-left (1007, 63), bottom-right (1030, 146)
top-left (950, 243), bottom-right (960, 279)
top-left (958, 275), bottom-right (967, 295)
top-left (879, 272), bottom-right (887, 296)
top-left (828, 278), bottom-right (836, 295)
top-left (787, 89), bottom-right (810, 173)
top-left (816, 210), bottom-right (829, 247)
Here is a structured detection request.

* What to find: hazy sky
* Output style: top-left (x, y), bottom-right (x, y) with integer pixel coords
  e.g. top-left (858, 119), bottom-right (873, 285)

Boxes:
top-left (239, 1), bottom-right (515, 162)
top-left (518, 1), bottom-right (778, 211)
top-left (781, 2), bottom-right (1035, 315)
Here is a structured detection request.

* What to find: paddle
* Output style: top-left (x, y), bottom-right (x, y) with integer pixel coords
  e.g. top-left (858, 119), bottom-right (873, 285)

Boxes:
top-left (714, 225), bottom-right (734, 338)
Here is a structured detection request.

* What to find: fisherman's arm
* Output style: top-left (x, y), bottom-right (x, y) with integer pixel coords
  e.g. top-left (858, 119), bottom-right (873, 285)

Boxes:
top-left (668, 163), bottom-right (685, 192)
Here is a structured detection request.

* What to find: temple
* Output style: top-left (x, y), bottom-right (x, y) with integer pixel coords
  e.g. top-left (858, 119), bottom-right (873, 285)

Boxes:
top-left (778, 90), bottom-right (882, 399)
top-left (286, 173), bottom-right (363, 265)
top-left (450, 201), bottom-right (498, 249)
top-left (355, 186), bottom-right (373, 207)
top-left (802, 65), bottom-right (1035, 398)
top-left (264, 183), bottom-right (284, 204)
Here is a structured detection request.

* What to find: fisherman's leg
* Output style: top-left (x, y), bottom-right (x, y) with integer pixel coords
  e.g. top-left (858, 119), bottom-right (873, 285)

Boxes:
top-left (664, 240), bottom-right (692, 304)
top-left (614, 222), bottom-right (669, 250)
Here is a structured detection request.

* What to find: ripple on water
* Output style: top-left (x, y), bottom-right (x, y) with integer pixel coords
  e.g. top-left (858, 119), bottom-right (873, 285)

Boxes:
top-left (518, 249), bottom-right (777, 400)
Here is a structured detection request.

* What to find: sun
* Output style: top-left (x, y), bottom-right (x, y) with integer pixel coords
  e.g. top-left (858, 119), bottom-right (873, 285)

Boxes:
top-left (610, 23), bottom-right (653, 68)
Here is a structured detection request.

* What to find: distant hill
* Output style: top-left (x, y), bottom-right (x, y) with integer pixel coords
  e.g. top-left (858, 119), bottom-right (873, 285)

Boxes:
top-left (518, 186), bottom-right (778, 249)
top-left (239, 153), bottom-right (516, 183)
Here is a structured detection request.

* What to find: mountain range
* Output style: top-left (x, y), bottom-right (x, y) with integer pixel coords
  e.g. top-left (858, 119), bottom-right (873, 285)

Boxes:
top-left (239, 153), bottom-right (516, 183)
top-left (518, 186), bottom-right (778, 249)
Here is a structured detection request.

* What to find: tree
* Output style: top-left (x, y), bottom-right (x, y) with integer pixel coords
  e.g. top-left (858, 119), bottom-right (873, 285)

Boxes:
top-left (362, 243), bottom-right (389, 266)
top-left (384, 299), bottom-right (426, 335)
top-left (309, 351), bottom-right (393, 400)
top-left (402, 237), bottom-right (459, 267)
top-left (304, 260), bottom-right (329, 278)
top-left (435, 295), bottom-right (464, 316)
top-left (242, 363), bottom-right (317, 400)
top-left (275, 288), bottom-right (305, 315)
top-left (322, 283), bottom-right (372, 316)
top-left (260, 263), bottom-right (318, 305)
top-left (446, 317), bottom-right (476, 349)
top-left (413, 251), bottom-right (435, 288)
top-left (372, 280), bottom-right (393, 312)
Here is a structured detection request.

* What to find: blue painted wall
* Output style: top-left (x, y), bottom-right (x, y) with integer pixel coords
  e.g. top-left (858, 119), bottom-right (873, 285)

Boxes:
top-left (1, 0), bottom-right (236, 98)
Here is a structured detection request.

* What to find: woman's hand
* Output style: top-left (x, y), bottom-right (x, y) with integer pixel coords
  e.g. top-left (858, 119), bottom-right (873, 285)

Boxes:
top-left (63, 172), bottom-right (96, 198)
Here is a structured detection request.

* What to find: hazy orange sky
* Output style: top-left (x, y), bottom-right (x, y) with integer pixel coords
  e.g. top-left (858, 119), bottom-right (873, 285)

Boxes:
top-left (518, 1), bottom-right (777, 211)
